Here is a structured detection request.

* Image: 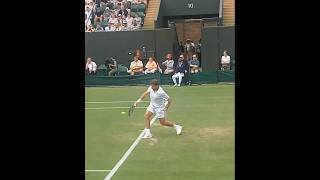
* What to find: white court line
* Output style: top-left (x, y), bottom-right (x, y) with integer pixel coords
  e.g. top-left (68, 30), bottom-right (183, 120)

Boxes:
top-left (85, 101), bottom-right (149, 104)
top-left (103, 116), bottom-right (158, 180)
top-left (85, 170), bottom-right (111, 172)
top-left (85, 107), bottom-right (148, 110)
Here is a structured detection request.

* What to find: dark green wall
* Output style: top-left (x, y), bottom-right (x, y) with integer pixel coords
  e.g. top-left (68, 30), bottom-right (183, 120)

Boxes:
top-left (159, 0), bottom-right (219, 17)
top-left (201, 26), bottom-right (235, 71)
top-left (85, 26), bottom-right (234, 72)
top-left (219, 26), bottom-right (235, 59)
top-left (85, 28), bottom-right (175, 67)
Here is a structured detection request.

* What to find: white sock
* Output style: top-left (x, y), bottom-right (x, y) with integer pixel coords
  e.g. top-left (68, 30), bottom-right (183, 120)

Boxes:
top-left (144, 128), bottom-right (151, 134)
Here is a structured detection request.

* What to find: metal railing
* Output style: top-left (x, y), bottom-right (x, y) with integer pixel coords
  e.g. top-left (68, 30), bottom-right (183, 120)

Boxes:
top-left (219, 0), bottom-right (223, 26)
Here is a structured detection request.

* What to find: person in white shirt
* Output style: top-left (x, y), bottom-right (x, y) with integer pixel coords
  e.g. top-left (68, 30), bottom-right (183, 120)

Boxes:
top-left (127, 56), bottom-right (144, 75)
top-left (108, 14), bottom-right (117, 25)
top-left (133, 79), bottom-right (183, 139)
top-left (126, 13), bottom-right (134, 27)
top-left (162, 53), bottom-right (175, 74)
top-left (221, 50), bottom-right (231, 71)
top-left (85, 6), bottom-right (92, 20)
top-left (105, 23), bottom-right (115, 31)
top-left (85, 57), bottom-right (97, 75)
top-left (131, 19), bottom-right (139, 30)
top-left (134, 15), bottom-right (142, 27)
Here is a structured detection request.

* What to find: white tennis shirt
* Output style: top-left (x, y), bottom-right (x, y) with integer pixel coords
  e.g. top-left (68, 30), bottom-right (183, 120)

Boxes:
top-left (221, 55), bottom-right (231, 64)
top-left (147, 86), bottom-right (169, 108)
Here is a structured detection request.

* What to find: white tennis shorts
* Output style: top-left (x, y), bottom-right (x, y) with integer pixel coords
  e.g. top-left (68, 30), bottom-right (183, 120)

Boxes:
top-left (147, 104), bottom-right (166, 118)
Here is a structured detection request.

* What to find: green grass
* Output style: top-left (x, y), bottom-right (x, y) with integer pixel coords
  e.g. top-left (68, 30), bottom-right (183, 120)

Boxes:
top-left (85, 84), bottom-right (234, 180)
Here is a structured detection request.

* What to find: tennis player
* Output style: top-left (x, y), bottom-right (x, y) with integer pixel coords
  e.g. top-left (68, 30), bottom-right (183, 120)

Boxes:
top-left (133, 79), bottom-right (183, 139)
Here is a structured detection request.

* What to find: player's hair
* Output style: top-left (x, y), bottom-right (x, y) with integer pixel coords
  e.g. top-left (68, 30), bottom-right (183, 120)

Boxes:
top-left (150, 79), bottom-right (159, 86)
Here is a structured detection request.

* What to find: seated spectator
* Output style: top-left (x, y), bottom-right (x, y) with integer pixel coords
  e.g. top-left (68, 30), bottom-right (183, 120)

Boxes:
top-left (126, 13), bottom-right (134, 27)
top-left (86, 57), bottom-right (97, 75)
top-left (95, 24), bottom-right (104, 32)
top-left (106, 57), bottom-right (118, 76)
top-left (188, 54), bottom-right (200, 73)
top-left (106, 1), bottom-right (114, 10)
top-left (85, 6), bottom-right (92, 20)
top-left (162, 53), bottom-right (174, 74)
top-left (221, 50), bottom-right (231, 71)
top-left (108, 14), bottom-right (117, 25)
top-left (114, 2), bottom-right (122, 9)
top-left (115, 14), bottom-right (123, 26)
top-left (93, 18), bottom-right (102, 29)
top-left (134, 49), bottom-right (143, 60)
top-left (134, 15), bottom-right (142, 27)
top-left (122, 20), bottom-right (130, 31)
top-left (144, 57), bottom-right (158, 74)
top-left (118, 5), bottom-right (128, 17)
top-left (128, 56), bottom-right (144, 75)
top-left (85, 14), bottom-right (90, 26)
top-left (185, 39), bottom-right (195, 60)
top-left (100, 16), bottom-right (108, 30)
top-left (132, 19), bottom-right (139, 30)
top-left (105, 23), bottom-right (116, 31)
top-left (172, 54), bottom-right (188, 87)
top-left (86, 24), bottom-right (95, 32)
top-left (123, 0), bottom-right (131, 9)
top-left (116, 23), bottom-right (124, 31)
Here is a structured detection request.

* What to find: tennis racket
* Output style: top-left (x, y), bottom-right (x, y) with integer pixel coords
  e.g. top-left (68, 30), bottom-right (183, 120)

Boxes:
top-left (128, 105), bottom-right (135, 116)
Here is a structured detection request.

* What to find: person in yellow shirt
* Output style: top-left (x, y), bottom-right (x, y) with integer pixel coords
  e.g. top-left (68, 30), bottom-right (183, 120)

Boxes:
top-left (144, 57), bottom-right (159, 74)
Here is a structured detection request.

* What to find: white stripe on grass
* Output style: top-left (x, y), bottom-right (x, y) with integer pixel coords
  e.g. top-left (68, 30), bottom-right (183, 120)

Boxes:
top-left (85, 107), bottom-right (148, 110)
top-left (85, 170), bottom-right (111, 172)
top-left (85, 101), bottom-right (149, 104)
top-left (103, 115), bottom-right (158, 180)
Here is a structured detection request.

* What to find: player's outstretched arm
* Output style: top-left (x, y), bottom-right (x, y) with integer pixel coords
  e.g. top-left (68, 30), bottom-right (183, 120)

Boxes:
top-left (134, 90), bottom-right (149, 107)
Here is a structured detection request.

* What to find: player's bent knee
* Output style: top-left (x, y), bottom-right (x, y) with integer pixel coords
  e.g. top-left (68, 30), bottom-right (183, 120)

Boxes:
top-left (159, 119), bottom-right (165, 125)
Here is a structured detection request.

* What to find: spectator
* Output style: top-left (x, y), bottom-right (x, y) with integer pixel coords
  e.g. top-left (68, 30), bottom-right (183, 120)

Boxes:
top-left (132, 19), bottom-right (139, 30)
top-left (94, 7), bottom-right (103, 22)
top-left (114, 2), bottom-right (122, 9)
top-left (172, 54), bottom-right (188, 87)
top-left (128, 56), bottom-right (144, 75)
top-left (123, 0), bottom-right (131, 9)
top-left (108, 13), bottom-right (117, 25)
top-left (134, 49), bottom-right (143, 60)
top-left (95, 24), bottom-right (104, 32)
top-left (100, 16), bottom-right (109, 30)
top-left (195, 39), bottom-right (202, 66)
top-left (122, 20), bottom-right (130, 31)
top-left (115, 14), bottom-right (123, 26)
top-left (144, 57), bottom-right (158, 74)
top-left (85, 6), bottom-right (92, 21)
top-left (185, 39), bottom-right (195, 60)
top-left (126, 13), bottom-right (134, 27)
top-left (105, 23), bottom-right (115, 31)
top-left (107, 57), bottom-right (118, 76)
top-left (93, 18), bottom-right (102, 29)
top-left (118, 5), bottom-right (128, 17)
top-left (116, 23), bottom-right (124, 31)
top-left (134, 15), bottom-right (142, 27)
top-left (106, 1), bottom-right (114, 10)
top-left (86, 24), bottom-right (95, 32)
top-left (188, 54), bottom-right (200, 73)
top-left (86, 57), bottom-right (97, 75)
top-left (221, 50), bottom-right (231, 71)
top-left (85, 14), bottom-right (91, 27)
top-left (162, 53), bottom-right (175, 74)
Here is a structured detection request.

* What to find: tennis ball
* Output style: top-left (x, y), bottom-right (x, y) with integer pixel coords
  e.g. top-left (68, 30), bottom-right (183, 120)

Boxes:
top-left (121, 111), bottom-right (126, 115)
